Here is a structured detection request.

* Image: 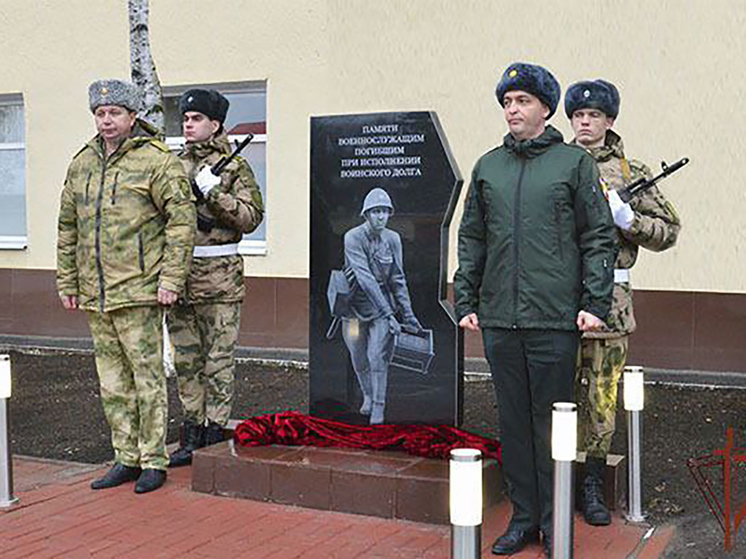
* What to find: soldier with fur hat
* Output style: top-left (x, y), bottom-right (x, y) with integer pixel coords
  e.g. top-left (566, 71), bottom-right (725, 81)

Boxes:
top-left (167, 89), bottom-right (264, 467)
top-left (57, 79), bottom-right (196, 494)
top-left (455, 63), bottom-right (616, 557)
top-left (565, 79), bottom-right (681, 526)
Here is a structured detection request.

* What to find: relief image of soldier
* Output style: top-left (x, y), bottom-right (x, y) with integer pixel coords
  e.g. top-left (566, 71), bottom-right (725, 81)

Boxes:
top-left (341, 187), bottom-right (422, 425)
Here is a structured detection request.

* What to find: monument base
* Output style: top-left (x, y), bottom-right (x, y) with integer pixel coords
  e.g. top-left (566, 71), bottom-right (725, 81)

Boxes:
top-left (191, 441), bottom-right (503, 525)
top-left (182, 424), bottom-right (623, 514)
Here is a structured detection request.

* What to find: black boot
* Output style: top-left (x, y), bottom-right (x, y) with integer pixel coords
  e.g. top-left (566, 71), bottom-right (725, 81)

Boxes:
top-left (582, 456), bottom-right (612, 526)
top-left (491, 526), bottom-right (539, 555)
top-left (168, 419), bottom-right (204, 468)
top-left (134, 469), bottom-right (167, 494)
top-left (91, 463), bottom-right (141, 490)
top-left (204, 421), bottom-right (226, 446)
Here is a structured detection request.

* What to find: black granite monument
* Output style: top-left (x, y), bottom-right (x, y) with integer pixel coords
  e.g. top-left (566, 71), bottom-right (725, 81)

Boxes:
top-left (310, 112), bottom-right (463, 426)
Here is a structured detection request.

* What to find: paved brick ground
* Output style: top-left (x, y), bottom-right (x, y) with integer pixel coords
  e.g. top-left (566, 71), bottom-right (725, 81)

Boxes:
top-left (0, 456), bottom-right (674, 558)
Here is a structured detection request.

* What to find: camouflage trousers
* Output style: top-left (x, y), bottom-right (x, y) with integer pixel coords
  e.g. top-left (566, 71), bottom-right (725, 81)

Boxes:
top-left (167, 302), bottom-right (241, 426)
top-left (87, 305), bottom-right (168, 470)
top-left (575, 336), bottom-right (629, 459)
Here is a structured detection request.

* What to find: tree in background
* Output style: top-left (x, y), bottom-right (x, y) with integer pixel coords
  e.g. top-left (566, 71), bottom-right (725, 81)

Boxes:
top-left (128, 0), bottom-right (164, 133)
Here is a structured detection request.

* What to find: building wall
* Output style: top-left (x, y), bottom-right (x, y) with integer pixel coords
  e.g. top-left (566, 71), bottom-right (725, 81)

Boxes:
top-left (0, 1), bottom-right (744, 368)
top-left (2, 269), bottom-right (745, 373)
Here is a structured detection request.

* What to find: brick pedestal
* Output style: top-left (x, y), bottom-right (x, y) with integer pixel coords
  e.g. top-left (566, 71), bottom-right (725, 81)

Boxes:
top-left (192, 441), bottom-right (503, 525)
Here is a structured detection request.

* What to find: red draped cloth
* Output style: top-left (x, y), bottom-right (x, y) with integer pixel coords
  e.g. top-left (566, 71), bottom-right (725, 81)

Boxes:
top-left (233, 410), bottom-right (501, 463)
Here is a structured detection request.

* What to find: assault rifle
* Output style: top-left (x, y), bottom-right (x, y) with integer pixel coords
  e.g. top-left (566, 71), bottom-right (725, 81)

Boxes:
top-left (617, 157), bottom-right (689, 203)
top-left (212, 133), bottom-right (255, 175)
top-left (193, 133), bottom-right (255, 232)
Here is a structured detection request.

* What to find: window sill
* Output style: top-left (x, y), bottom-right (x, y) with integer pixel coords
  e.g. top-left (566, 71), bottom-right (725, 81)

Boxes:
top-left (0, 236), bottom-right (27, 250)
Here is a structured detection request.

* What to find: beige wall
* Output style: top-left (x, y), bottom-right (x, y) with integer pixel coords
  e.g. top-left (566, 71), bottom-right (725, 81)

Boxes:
top-left (0, 0), bottom-right (743, 292)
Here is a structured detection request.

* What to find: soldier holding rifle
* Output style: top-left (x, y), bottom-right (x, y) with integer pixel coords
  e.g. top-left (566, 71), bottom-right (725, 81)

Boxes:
top-left (565, 79), bottom-right (682, 526)
top-left (167, 89), bottom-right (264, 467)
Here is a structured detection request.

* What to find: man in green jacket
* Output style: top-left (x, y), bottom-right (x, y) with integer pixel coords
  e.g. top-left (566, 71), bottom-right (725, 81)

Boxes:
top-left (57, 79), bottom-right (195, 494)
top-left (565, 79), bottom-right (681, 526)
top-left (167, 89), bottom-right (264, 466)
top-left (454, 63), bottom-right (616, 557)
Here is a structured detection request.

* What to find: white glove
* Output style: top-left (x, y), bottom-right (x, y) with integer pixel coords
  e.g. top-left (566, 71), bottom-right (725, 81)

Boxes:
top-left (195, 166), bottom-right (221, 196)
top-left (607, 189), bottom-right (635, 231)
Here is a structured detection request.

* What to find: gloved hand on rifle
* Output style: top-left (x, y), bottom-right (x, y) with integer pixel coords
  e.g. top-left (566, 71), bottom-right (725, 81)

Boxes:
top-left (195, 166), bottom-right (221, 197)
top-left (607, 188), bottom-right (635, 231)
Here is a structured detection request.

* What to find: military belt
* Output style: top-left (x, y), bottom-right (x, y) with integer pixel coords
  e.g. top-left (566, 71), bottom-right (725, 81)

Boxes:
top-left (614, 269), bottom-right (630, 283)
top-left (193, 243), bottom-right (240, 258)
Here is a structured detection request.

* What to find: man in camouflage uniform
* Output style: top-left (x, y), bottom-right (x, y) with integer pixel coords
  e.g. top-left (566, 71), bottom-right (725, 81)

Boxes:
top-left (566, 79), bottom-right (681, 525)
top-left (167, 89), bottom-right (264, 467)
top-left (57, 79), bottom-right (195, 493)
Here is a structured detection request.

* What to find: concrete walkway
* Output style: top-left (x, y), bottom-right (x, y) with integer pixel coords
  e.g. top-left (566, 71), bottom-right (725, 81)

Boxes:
top-left (1, 456), bottom-right (675, 558)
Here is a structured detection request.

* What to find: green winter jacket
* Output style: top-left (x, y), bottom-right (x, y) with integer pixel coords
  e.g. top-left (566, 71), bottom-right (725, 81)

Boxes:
top-left (454, 125), bottom-right (616, 331)
top-left (57, 120), bottom-right (196, 312)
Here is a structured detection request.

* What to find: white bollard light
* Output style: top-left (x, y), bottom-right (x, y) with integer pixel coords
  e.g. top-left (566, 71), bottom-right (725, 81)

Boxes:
top-left (624, 366), bottom-right (645, 522)
top-left (450, 448), bottom-right (482, 559)
top-left (0, 356), bottom-right (9, 399)
top-left (623, 366), bottom-right (644, 411)
top-left (0, 354), bottom-right (18, 507)
top-left (552, 402), bottom-right (577, 559)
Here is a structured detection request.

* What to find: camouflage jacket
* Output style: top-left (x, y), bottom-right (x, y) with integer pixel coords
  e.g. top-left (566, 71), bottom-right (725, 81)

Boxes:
top-left (56, 120), bottom-right (196, 312)
top-left (179, 133), bottom-right (264, 303)
top-left (579, 130), bottom-right (681, 338)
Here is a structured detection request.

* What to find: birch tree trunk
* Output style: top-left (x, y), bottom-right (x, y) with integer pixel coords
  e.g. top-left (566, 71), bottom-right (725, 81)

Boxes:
top-left (128, 0), bottom-right (164, 133)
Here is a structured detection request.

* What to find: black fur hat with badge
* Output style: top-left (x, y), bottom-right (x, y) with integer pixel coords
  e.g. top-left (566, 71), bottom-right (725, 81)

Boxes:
top-left (564, 79), bottom-right (620, 119)
top-left (179, 89), bottom-right (230, 124)
top-left (495, 62), bottom-right (561, 118)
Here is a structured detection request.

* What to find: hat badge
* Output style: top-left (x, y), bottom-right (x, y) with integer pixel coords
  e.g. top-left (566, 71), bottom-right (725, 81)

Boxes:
top-left (187, 96), bottom-right (193, 103)
top-left (583, 89), bottom-right (591, 98)
top-left (100, 87), bottom-right (109, 96)
top-left (509, 69), bottom-right (518, 78)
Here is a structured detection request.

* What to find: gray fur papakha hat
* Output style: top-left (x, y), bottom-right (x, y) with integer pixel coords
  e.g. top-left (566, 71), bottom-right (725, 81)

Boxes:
top-left (88, 79), bottom-right (141, 113)
top-left (564, 80), bottom-right (620, 119)
top-left (495, 62), bottom-right (561, 118)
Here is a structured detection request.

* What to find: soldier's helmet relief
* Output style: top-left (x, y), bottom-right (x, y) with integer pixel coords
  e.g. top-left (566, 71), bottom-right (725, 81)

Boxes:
top-left (360, 187), bottom-right (394, 216)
